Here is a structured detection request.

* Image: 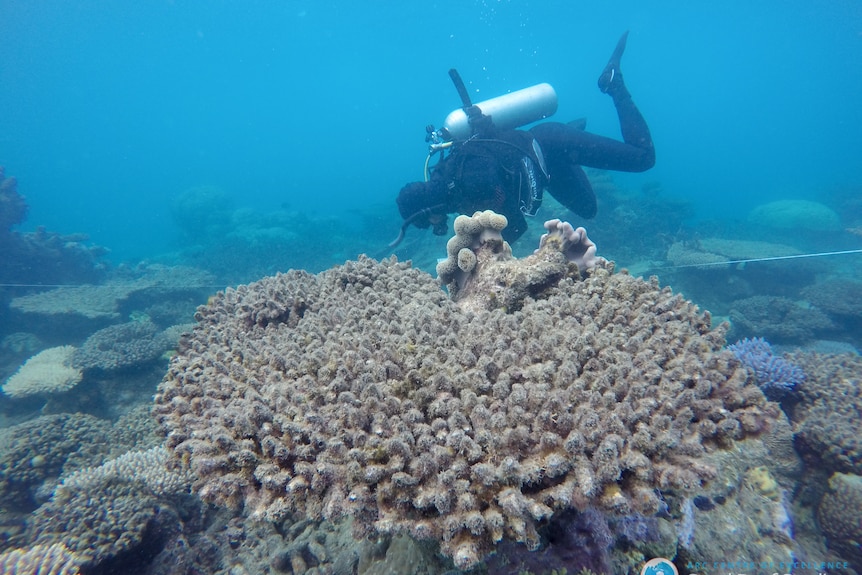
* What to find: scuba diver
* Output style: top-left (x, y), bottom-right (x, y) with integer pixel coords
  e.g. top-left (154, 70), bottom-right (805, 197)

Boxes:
top-left (392, 31), bottom-right (655, 246)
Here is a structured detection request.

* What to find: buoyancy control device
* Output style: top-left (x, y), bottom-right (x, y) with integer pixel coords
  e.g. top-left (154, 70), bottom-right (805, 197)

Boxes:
top-left (423, 69), bottom-right (557, 183)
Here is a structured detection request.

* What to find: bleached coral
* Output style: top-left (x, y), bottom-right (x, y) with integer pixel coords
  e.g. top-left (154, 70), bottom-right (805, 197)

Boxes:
top-left (154, 243), bottom-right (776, 569)
top-left (2, 345), bottom-right (83, 398)
top-left (55, 445), bottom-right (191, 499)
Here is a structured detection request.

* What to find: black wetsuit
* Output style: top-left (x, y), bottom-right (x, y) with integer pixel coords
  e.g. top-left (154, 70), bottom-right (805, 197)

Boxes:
top-left (428, 85), bottom-right (655, 242)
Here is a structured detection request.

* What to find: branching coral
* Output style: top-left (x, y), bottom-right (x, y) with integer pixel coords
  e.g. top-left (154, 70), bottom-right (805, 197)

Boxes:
top-left (726, 337), bottom-right (804, 400)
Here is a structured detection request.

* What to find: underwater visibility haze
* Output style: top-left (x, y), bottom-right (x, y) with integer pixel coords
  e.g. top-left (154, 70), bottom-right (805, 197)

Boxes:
top-left (1, 2), bottom-right (862, 574)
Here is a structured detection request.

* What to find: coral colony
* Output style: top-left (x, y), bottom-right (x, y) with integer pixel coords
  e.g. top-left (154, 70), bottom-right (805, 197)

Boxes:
top-left (726, 337), bottom-right (805, 400)
top-left (154, 211), bottom-right (776, 569)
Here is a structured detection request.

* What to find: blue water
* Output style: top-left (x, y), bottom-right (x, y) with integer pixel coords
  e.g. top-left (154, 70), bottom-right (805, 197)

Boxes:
top-left (3, 4), bottom-right (862, 573)
top-left (2, 1), bottom-right (860, 262)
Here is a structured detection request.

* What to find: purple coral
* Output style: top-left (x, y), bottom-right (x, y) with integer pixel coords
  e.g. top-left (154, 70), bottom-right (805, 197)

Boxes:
top-left (726, 337), bottom-right (804, 400)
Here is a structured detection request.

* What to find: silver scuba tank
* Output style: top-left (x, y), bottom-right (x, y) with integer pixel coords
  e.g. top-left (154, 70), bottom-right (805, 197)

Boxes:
top-left (441, 83), bottom-right (558, 141)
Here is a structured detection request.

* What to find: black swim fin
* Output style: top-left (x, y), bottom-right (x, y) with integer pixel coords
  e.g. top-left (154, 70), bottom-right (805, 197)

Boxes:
top-left (598, 30), bottom-right (629, 94)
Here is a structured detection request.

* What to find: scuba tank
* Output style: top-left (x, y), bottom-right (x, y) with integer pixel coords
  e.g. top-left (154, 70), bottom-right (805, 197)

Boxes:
top-left (388, 71), bottom-right (557, 251)
top-left (440, 82), bottom-right (558, 141)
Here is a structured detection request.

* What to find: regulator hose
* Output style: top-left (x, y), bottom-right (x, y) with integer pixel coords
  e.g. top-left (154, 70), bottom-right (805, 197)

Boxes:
top-left (385, 203), bottom-right (448, 250)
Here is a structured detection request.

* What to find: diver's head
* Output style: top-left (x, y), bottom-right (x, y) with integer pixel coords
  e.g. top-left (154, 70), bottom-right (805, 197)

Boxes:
top-left (396, 180), bottom-right (449, 234)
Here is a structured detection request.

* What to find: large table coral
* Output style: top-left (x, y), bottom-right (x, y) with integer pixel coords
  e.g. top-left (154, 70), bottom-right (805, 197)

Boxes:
top-left (154, 239), bottom-right (775, 568)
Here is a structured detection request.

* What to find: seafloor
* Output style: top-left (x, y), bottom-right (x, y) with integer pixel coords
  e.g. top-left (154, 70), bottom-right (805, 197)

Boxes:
top-left (1, 167), bottom-right (861, 575)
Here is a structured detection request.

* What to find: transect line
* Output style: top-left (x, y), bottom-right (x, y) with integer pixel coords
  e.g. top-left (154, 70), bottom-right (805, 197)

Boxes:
top-left (665, 248), bottom-right (862, 269)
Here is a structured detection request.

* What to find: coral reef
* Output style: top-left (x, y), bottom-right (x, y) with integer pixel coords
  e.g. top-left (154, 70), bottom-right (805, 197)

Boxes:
top-left (671, 432), bottom-right (799, 570)
top-left (71, 320), bottom-right (172, 372)
top-left (0, 413), bottom-right (113, 512)
top-left (659, 237), bottom-right (819, 321)
top-left (435, 210), bottom-right (512, 297)
top-left (666, 242), bottom-right (730, 270)
top-left (170, 185), bottom-right (235, 243)
top-left (54, 445), bottom-right (191, 499)
top-left (0, 542), bottom-right (82, 575)
top-left (155, 221), bottom-right (777, 568)
top-left (0, 332), bottom-right (41, 356)
top-left (728, 295), bottom-right (835, 344)
top-left (802, 279), bottom-right (862, 347)
top-left (726, 337), bottom-right (805, 400)
top-left (23, 446), bottom-right (192, 568)
top-left (0, 167), bottom-right (108, 288)
top-left (748, 199), bottom-right (843, 232)
top-left (2, 345), bottom-right (83, 399)
top-left (10, 284), bottom-right (136, 321)
top-left (537, 219), bottom-right (604, 273)
top-left (486, 506), bottom-right (674, 575)
top-left (571, 169), bottom-right (693, 265)
top-left (9, 264), bottom-right (214, 322)
top-left (667, 238), bottom-right (802, 269)
top-left (817, 472), bottom-right (862, 565)
top-left (436, 211), bottom-right (594, 315)
top-left (786, 352), bottom-right (862, 475)
top-left (7, 263), bottom-right (215, 344)
top-left (0, 166), bottom-right (27, 231)
top-left (108, 404), bottom-right (166, 450)
top-left (28, 477), bottom-right (163, 566)
top-left (172, 196), bottom-right (388, 285)
top-left (803, 278), bottom-right (862, 318)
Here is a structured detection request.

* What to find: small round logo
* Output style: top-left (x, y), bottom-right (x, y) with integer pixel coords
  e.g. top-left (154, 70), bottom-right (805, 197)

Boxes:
top-left (641, 557), bottom-right (679, 575)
